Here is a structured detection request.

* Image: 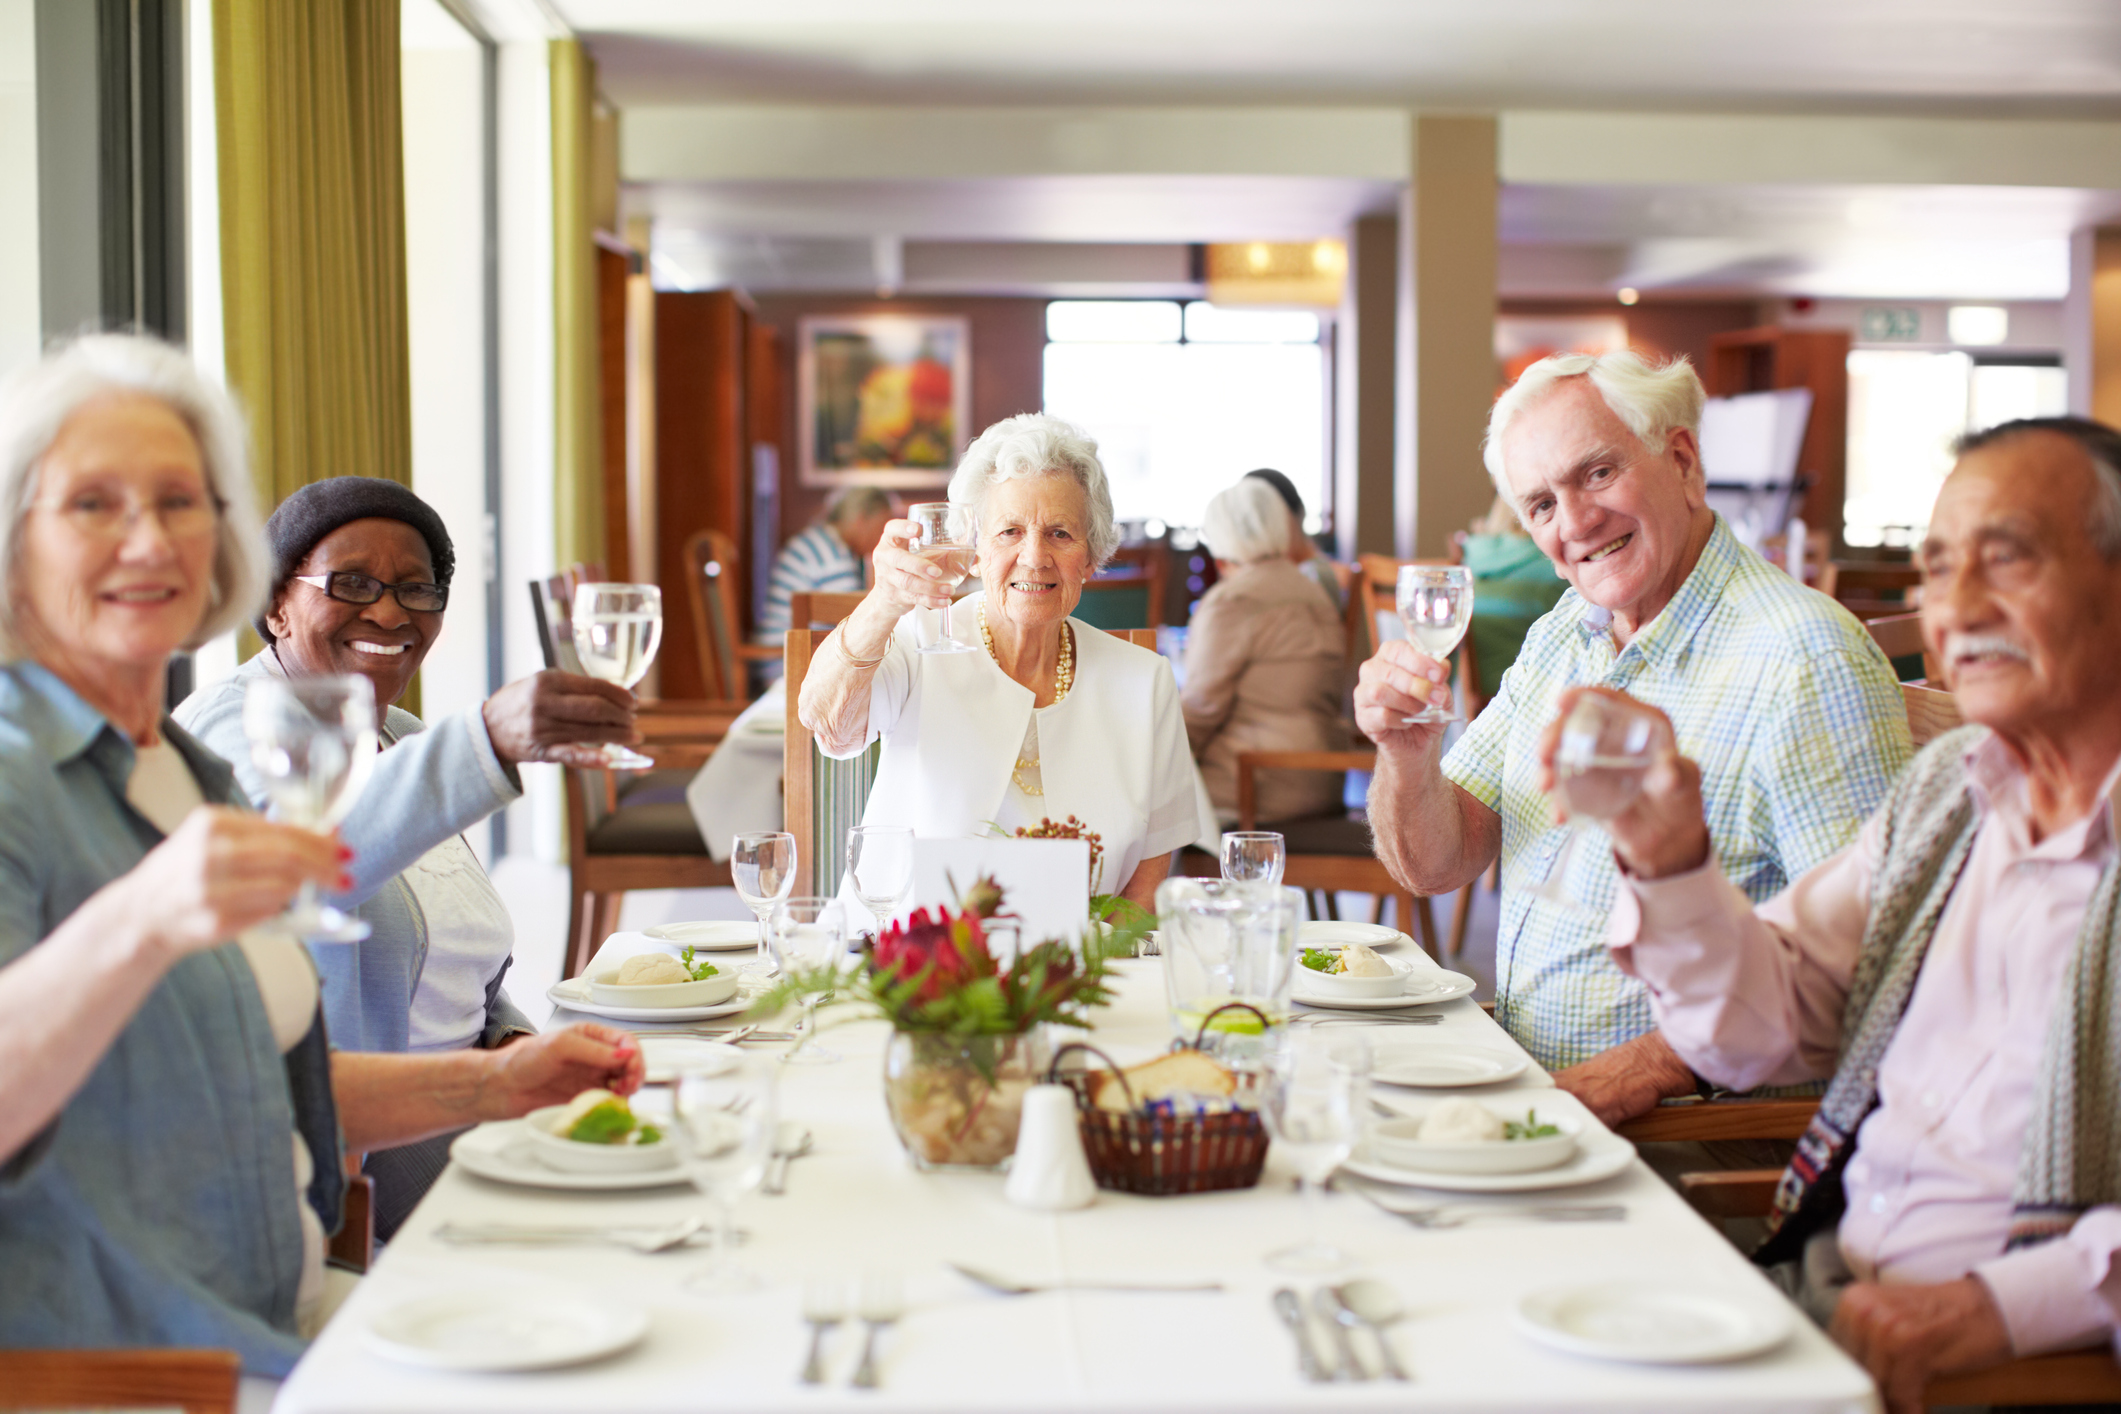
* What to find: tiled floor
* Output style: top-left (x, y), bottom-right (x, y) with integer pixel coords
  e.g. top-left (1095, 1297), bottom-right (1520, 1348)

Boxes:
top-left (494, 856), bottom-right (1503, 1030)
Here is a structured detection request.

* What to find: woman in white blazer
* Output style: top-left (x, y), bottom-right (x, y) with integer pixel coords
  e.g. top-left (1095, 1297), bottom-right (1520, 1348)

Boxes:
top-left (800, 414), bottom-right (1214, 907)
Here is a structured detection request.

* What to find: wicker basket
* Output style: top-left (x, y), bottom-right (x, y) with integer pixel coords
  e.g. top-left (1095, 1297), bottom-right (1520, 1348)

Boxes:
top-left (1048, 1004), bottom-right (1271, 1197)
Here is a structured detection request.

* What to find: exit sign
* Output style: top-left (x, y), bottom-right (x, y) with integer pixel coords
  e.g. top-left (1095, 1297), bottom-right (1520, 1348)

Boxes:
top-left (1860, 307), bottom-right (1922, 342)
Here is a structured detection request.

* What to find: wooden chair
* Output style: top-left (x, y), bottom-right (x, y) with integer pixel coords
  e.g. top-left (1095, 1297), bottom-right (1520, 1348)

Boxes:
top-left (1863, 610), bottom-right (1935, 683)
top-left (0, 1350), bottom-right (240, 1414)
top-left (1829, 560), bottom-right (1924, 621)
top-left (1672, 1172), bottom-right (2121, 1408)
top-left (684, 528), bottom-right (781, 702)
top-left (1074, 544), bottom-right (1166, 631)
top-left (328, 1171), bottom-right (374, 1272)
top-left (1235, 750), bottom-right (1442, 959)
top-left (1902, 682), bottom-right (1964, 748)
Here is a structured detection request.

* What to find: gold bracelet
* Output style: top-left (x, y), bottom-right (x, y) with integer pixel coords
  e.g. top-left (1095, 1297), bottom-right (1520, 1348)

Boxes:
top-left (832, 629), bottom-right (887, 670)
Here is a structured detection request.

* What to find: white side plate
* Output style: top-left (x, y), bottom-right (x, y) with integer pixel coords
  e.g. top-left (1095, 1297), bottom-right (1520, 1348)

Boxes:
top-left (1297, 921), bottom-right (1407, 952)
top-left (642, 920), bottom-right (762, 951)
top-left (450, 1120), bottom-right (695, 1192)
top-left (1341, 1128), bottom-right (1633, 1194)
top-left (366, 1290), bottom-right (650, 1371)
top-left (1513, 1282), bottom-right (1792, 1365)
top-left (1372, 1045), bottom-right (1529, 1088)
top-left (1294, 970), bottom-right (1479, 1011)
top-left (546, 981), bottom-right (751, 1024)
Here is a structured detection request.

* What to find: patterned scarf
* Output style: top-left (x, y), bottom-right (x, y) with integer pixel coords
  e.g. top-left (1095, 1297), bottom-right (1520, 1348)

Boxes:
top-left (1755, 725), bottom-right (2121, 1266)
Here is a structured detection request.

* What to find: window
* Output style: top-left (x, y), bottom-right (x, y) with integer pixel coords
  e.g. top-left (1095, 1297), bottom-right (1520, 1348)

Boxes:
top-left (1042, 301), bottom-right (1326, 532)
top-left (1844, 352), bottom-right (2065, 548)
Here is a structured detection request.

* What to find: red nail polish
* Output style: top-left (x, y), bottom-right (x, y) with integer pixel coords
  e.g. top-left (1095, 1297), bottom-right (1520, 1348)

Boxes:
top-left (338, 873), bottom-right (354, 890)
top-left (337, 844), bottom-right (354, 861)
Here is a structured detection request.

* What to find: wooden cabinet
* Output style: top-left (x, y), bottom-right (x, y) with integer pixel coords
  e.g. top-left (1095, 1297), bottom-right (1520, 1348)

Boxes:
top-left (1705, 326), bottom-right (1851, 552)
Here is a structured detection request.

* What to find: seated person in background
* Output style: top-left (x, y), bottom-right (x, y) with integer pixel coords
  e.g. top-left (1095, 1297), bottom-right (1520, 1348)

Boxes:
top-left (177, 477), bottom-right (640, 1238)
top-left (757, 485), bottom-right (895, 657)
top-left (1460, 493), bottom-right (1568, 706)
top-left (1245, 466), bottom-right (1341, 611)
top-left (800, 413), bottom-right (1215, 909)
top-left (0, 335), bottom-right (642, 1373)
top-left (1574, 418), bottom-right (2121, 1410)
top-left (1355, 350), bottom-right (1911, 1121)
top-left (1182, 478), bottom-right (1348, 825)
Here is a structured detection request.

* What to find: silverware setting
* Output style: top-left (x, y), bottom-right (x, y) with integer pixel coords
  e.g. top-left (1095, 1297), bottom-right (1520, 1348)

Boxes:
top-left (799, 1278), bottom-right (843, 1385)
top-left (432, 1215), bottom-right (705, 1253)
top-left (1346, 1181), bottom-right (1627, 1228)
top-left (1272, 1286), bottom-right (1330, 1382)
top-left (948, 1261), bottom-right (1223, 1297)
top-left (1295, 1012), bottom-right (1443, 1027)
top-left (763, 1122), bottom-right (814, 1195)
top-left (1275, 1281), bottom-right (1412, 1383)
top-left (849, 1273), bottom-right (904, 1391)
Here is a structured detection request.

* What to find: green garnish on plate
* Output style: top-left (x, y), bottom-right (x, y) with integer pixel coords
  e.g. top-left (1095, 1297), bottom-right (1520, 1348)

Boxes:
top-left (1503, 1110), bottom-right (1560, 1141)
top-left (1299, 947), bottom-right (1336, 974)
top-left (679, 944), bottom-right (719, 982)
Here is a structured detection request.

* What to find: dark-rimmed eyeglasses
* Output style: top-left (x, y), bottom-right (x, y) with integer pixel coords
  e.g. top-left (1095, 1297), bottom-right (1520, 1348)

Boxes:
top-left (291, 571), bottom-right (448, 613)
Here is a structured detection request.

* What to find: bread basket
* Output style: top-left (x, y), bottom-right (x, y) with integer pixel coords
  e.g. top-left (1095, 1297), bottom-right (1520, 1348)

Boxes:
top-left (1048, 1003), bottom-right (1271, 1197)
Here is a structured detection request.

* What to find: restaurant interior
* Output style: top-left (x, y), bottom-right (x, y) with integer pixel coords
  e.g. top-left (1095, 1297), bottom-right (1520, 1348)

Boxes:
top-left (7, 1), bottom-right (2121, 1410)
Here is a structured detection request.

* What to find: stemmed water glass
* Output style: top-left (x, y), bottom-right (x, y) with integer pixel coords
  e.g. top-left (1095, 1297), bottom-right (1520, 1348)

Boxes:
top-left (243, 674), bottom-right (379, 943)
top-left (571, 582), bottom-right (664, 770)
top-left (732, 831), bottom-right (797, 968)
top-left (769, 896), bottom-right (846, 1065)
top-left (1532, 692), bottom-right (1660, 913)
top-left (1220, 831), bottom-right (1286, 886)
top-left (907, 502), bottom-right (979, 654)
top-left (1396, 565), bottom-right (1474, 725)
top-left (1259, 1030), bottom-right (1368, 1273)
top-left (673, 1051), bottom-right (779, 1295)
top-left (846, 824), bottom-right (915, 939)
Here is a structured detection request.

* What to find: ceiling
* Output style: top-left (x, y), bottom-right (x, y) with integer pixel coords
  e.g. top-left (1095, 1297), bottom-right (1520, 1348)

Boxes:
top-left (557, 0), bottom-right (2121, 115)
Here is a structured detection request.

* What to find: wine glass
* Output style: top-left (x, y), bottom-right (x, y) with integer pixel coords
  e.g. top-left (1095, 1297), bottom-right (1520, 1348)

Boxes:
top-left (1395, 565), bottom-right (1474, 725)
top-left (731, 831), bottom-right (797, 968)
top-left (1532, 693), bottom-right (1660, 913)
top-left (845, 824), bottom-right (914, 939)
top-left (769, 896), bottom-right (846, 1065)
top-left (673, 1051), bottom-right (779, 1294)
top-left (1259, 1030), bottom-right (1368, 1273)
top-left (571, 582), bottom-right (663, 770)
top-left (1220, 831), bottom-right (1286, 886)
top-left (243, 674), bottom-right (379, 943)
top-left (906, 502), bottom-right (979, 654)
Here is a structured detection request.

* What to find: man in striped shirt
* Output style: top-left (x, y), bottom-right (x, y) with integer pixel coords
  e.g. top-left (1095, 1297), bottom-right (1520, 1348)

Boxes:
top-left (756, 487), bottom-right (895, 665)
top-left (1354, 351), bottom-right (1911, 1126)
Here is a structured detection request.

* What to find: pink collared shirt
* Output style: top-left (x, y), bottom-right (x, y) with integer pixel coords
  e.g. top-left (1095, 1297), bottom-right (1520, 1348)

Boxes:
top-left (1608, 733), bottom-right (2121, 1356)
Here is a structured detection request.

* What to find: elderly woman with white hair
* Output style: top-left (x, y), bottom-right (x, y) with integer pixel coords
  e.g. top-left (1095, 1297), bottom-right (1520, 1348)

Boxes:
top-left (800, 413), bottom-right (1214, 908)
top-left (0, 336), bottom-right (642, 1373)
top-left (1182, 477), bottom-right (1348, 824)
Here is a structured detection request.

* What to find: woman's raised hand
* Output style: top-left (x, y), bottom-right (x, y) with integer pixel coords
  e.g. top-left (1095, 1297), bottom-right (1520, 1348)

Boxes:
top-left (123, 807), bottom-right (348, 960)
top-left (870, 517), bottom-right (958, 613)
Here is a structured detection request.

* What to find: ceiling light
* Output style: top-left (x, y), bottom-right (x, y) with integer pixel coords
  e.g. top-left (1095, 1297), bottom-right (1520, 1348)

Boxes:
top-left (1247, 243), bottom-right (1271, 273)
top-left (1948, 305), bottom-right (2009, 346)
top-left (1616, 287), bottom-right (1640, 306)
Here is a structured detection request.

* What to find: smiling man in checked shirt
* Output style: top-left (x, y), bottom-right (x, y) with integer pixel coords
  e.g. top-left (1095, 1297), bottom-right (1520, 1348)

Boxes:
top-left (1354, 350), bottom-right (1911, 1124)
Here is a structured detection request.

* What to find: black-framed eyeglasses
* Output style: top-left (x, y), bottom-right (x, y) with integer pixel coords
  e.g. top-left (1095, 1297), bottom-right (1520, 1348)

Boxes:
top-left (291, 571), bottom-right (448, 613)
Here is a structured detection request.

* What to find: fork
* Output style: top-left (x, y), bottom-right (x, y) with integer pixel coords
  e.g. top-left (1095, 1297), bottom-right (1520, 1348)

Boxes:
top-left (432, 1216), bottom-right (704, 1253)
top-left (1347, 1184), bottom-right (1626, 1228)
top-left (849, 1273), bottom-right (903, 1390)
top-left (799, 1278), bottom-right (844, 1385)
top-left (948, 1261), bottom-right (1223, 1296)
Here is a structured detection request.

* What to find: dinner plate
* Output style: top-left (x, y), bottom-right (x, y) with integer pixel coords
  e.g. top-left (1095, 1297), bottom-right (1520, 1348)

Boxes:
top-left (636, 1034), bottom-right (743, 1083)
top-left (642, 920), bottom-right (762, 951)
top-left (366, 1289), bottom-right (649, 1371)
top-left (1297, 921), bottom-right (1407, 952)
top-left (546, 978), bottom-right (752, 1023)
top-left (450, 1120), bottom-right (696, 1191)
top-left (1340, 1126), bottom-right (1633, 1193)
top-left (1513, 1282), bottom-right (1792, 1365)
top-left (1372, 1044), bottom-right (1528, 1088)
top-left (1293, 970), bottom-right (1479, 1011)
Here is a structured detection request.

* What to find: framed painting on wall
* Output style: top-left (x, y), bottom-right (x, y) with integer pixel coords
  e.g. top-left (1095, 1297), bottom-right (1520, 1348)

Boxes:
top-left (797, 314), bottom-right (971, 488)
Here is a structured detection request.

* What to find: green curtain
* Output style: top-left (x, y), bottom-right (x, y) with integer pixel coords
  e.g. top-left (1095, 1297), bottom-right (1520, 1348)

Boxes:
top-left (551, 38), bottom-right (604, 575)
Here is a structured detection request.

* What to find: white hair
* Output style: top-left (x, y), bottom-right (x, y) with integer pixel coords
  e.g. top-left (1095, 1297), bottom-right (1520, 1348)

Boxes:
top-left (1483, 350), bottom-right (1707, 498)
top-left (1200, 477), bottom-right (1290, 565)
top-left (0, 334), bottom-right (269, 657)
top-left (947, 413), bottom-right (1119, 568)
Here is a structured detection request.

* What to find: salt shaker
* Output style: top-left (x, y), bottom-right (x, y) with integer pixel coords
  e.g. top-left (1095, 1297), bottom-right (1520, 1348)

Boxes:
top-left (1005, 1084), bottom-right (1097, 1210)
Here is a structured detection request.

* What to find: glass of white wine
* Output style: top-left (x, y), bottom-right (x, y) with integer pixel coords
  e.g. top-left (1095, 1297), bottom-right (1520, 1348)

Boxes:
top-left (731, 830), bottom-right (797, 968)
top-left (571, 582), bottom-right (663, 770)
top-left (1395, 564), bottom-right (1474, 725)
top-left (243, 674), bottom-right (379, 943)
top-left (1532, 693), bottom-right (1660, 913)
top-left (907, 502), bottom-right (979, 654)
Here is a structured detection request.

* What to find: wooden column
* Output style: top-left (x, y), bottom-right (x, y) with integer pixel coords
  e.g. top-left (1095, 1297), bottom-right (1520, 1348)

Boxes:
top-left (1335, 212), bottom-right (1399, 559)
top-left (655, 289), bottom-right (752, 700)
top-left (2066, 228), bottom-right (2121, 426)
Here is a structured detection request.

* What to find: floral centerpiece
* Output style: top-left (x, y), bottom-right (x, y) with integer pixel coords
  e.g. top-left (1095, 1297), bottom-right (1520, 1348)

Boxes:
top-left (752, 875), bottom-right (1123, 1171)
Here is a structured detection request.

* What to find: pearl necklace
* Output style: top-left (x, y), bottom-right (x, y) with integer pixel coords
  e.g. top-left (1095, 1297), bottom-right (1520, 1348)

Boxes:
top-left (978, 599), bottom-right (1073, 795)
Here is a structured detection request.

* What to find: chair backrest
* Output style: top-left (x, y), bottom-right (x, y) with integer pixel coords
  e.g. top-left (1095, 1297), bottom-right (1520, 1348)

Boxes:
top-left (684, 528), bottom-right (752, 702)
top-left (0, 1350), bottom-right (241, 1414)
top-left (783, 628), bottom-right (882, 899)
top-left (1865, 611), bottom-right (1934, 682)
top-left (1830, 560), bottom-right (1923, 620)
top-left (1074, 545), bottom-right (1166, 630)
top-left (1355, 554), bottom-right (1485, 719)
top-left (1902, 682), bottom-right (1964, 748)
top-left (787, 591), bottom-right (867, 632)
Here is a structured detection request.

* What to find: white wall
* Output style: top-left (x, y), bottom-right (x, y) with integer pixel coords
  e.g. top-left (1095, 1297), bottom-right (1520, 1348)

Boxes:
top-left (0, 0), bottom-right (40, 374)
top-left (401, 10), bottom-right (489, 767)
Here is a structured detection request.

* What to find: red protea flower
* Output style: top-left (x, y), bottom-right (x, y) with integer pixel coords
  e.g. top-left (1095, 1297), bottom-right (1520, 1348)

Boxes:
top-left (873, 906), bottom-right (991, 1004)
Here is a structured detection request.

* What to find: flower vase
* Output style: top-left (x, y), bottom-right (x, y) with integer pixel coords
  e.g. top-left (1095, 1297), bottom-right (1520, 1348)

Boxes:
top-left (882, 1029), bottom-right (1050, 1172)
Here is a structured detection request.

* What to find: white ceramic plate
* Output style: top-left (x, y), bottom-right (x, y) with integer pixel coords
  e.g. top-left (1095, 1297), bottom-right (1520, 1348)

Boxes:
top-left (1341, 1127), bottom-right (1633, 1193)
top-left (1294, 970), bottom-right (1479, 1011)
top-left (1298, 921), bottom-right (1407, 952)
top-left (1370, 1112), bottom-right (1578, 1175)
top-left (1372, 1044), bottom-right (1528, 1088)
top-left (642, 920), bottom-right (762, 951)
top-left (636, 1034), bottom-right (744, 1083)
top-left (366, 1289), bottom-right (649, 1372)
top-left (546, 980), bottom-right (751, 1023)
top-left (450, 1120), bottom-right (695, 1192)
top-left (1513, 1282), bottom-right (1792, 1365)
top-left (522, 1104), bottom-right (680, 1175)
top-left (1291, 953), bottom-right (1418, 998)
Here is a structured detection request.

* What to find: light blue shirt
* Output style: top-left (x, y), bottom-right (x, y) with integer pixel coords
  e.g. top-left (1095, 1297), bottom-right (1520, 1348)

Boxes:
top-left (757, 523), bottom-right (865, 644)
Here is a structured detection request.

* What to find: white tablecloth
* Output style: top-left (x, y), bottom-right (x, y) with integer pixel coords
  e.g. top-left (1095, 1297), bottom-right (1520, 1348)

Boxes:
top-left (685, 680), bottom-right (786, 863)
top-left (275, 943), bottom-right (1878, 1414)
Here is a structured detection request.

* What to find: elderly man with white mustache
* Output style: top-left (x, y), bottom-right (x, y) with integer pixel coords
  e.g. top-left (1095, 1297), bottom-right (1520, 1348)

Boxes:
top-left (1558, 417), bottom-right (2121, 1410)
top-left (1356, 350), bottom-right (1911, 1126)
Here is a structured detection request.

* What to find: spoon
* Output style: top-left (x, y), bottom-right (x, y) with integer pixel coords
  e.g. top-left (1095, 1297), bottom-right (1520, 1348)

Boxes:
top-left (763, 1122), bottom-right (813, 1195)
top-left (1311, 1286), bottom-right (1365, 1381)
top-left (1333, 1279), bottom-right (1412, 1381)
top-left (1271, 1287), bottom-right (1329, 1382)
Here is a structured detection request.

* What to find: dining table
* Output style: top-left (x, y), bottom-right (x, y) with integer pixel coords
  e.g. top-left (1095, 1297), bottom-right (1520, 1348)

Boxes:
top-left (273, 929), bottom-right (1881, 1414)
